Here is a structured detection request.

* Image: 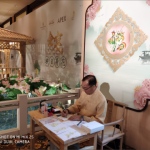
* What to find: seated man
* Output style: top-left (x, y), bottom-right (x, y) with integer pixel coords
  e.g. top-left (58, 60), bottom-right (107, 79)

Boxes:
top-left (61, 75), bottom-right (107, 150)
top-left (62, 75), bottom-right (107, 124)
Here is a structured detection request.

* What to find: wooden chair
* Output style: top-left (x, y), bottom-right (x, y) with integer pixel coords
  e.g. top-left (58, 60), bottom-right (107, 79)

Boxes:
top-left (97, 99), bottom-right (127, 150)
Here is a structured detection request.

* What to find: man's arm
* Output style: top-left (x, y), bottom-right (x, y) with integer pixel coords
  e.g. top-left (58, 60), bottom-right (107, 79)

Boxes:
top-left (61, 98), bottom-right (81, 117)
top-left (67, 98), bottom-right (81, 114)
top-left (83, 100), bottom-right (107, 123)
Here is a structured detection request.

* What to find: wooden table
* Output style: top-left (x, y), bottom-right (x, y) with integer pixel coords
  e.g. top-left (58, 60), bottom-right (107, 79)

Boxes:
top-left (28, 110), bottom-right (98, 150)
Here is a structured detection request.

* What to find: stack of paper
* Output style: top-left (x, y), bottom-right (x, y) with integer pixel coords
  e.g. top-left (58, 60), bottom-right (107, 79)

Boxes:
top-left (81, 121), bottom-right (104, 134)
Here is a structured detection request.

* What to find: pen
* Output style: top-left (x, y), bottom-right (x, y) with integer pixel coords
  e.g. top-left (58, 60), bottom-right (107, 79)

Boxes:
top-left (63, 108), bottom-right (69, 113)
top-left (63, 109), bottom-right (66, 113)
top-left (63, 109), bottom-right (68, 117)
top-left (77, 115), bottom-right (84, 126)
top-left (77, 120), bottom-right (82, 126)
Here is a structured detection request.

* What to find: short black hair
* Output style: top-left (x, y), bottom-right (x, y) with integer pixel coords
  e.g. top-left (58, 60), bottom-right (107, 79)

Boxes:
top-left (82, 75), bottom-right (97, 86)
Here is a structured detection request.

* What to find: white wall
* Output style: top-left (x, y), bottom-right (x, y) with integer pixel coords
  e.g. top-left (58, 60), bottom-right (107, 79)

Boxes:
top-left (85, 1), bottom-right (150, 149)
top-left (85, 0), bottom-right (150, 109)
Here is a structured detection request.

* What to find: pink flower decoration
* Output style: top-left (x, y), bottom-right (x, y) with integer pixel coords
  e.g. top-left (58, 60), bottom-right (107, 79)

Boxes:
top-left (86, 20), bottom-right (90, 29)
top-left (33, 89), bottom-right (42, 97)
top-left (86, 0), bottom-right (101, 29)
top-left (84, 64), bottom-right (94, 76)
top-left (142, 79), bottom-right (150, 91)
top-left (146, 0), bottom-right (150, 6)
top-left (89, 11), bottom-right (96, 20)
top-left (89, 72), bottom-right (94, 75)
top-left (134, 84), bottom-right (150, 109)
top-left (90, 0), bottom-right (100, 12)
top-left (84, 64), bottom-right (89, 73)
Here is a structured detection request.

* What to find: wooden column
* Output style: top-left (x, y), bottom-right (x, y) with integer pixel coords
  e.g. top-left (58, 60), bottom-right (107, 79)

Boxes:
top-left (20, 42), bottom-right (26, 77)
top-left (4, 49), bottom-right (10, 77)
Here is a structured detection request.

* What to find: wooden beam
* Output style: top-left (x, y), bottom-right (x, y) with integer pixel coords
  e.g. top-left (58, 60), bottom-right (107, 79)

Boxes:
top-left (20, 42), bottom-right (26, 77)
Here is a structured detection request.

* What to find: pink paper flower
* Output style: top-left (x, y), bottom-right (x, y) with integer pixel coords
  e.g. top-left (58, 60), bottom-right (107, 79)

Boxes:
top-left (146, 0), bottom-right (150, 6)
top-left (134, 79), bottom-right (150, 109)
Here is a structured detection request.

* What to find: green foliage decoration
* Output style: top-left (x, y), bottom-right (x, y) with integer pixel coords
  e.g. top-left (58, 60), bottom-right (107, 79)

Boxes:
top-left (0, 75), bottom-right (71, 101)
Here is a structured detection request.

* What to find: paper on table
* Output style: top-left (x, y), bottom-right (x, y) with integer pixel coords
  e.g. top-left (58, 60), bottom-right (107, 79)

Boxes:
top-left (44, 121), bottom-right (69, 134)
top-left (81, 121), bottom-right (104, 134)
top-left (44, 120), bottom-right (78, 133)
top-left (62, 120), bottom-right (87, 127)
top-left (57, 114), bottom-right (73, 121)
top-left (38, 115), bottom-right (88, 141)
top-left (39, 116), bottom-right (59, 125)
top-left (57, 127), bottom-right (84, 141)
top-left (71, 124), bottom-right (88, 135)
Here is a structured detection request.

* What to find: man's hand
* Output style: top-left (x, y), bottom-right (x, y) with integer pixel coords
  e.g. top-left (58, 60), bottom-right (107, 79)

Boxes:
top-left (61, 109), bottom-right (68, 117)
top-left (68, 114), bottom-right (81, 121)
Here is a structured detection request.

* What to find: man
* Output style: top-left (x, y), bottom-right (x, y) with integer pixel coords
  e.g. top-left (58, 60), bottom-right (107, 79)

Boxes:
top-left (50, 75), bottom-right (107, 150)
top-left (62, 75), bottom-right (107, 124)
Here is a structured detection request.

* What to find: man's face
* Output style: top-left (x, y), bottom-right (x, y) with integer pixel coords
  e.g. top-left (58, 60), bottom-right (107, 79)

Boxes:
top-left (81, 80), bottom-right (95, 95)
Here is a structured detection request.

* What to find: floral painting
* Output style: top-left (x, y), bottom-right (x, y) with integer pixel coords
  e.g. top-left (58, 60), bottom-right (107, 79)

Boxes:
top-left (134, 79), bottom-right (150, 110)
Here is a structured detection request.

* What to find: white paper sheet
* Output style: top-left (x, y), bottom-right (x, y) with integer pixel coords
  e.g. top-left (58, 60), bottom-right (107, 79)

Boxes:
top-left (57, 127), bottom-right (84, 141)
top-left (38, 116), bottom-right (88, 141)
top-left (57, 114), bottom-right (73, 121)
top-left (39, 116), bottom-right (59, 125)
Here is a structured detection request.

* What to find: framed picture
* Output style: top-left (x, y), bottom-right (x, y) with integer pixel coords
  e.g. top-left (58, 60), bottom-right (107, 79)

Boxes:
top-left (95, 8), bottom-right (147, 71)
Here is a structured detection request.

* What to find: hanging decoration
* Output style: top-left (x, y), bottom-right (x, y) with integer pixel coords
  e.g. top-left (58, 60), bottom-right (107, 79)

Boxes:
top-left (46, 31), bottom-right (67, 69)
top-left (47, 31), bottom-right (63, 54)
top-left (95, 8), bottom-right (147, 71)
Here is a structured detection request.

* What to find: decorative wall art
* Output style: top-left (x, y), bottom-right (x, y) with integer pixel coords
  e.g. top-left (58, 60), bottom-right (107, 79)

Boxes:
top-left (134, 79), bottom-right (150, 110)
top-left (46, 31), bottom-right (67, 69)
top-left (139, 50), bottom-right (150, 64)
top-left (146, 0), bottom-right (150, 6)
top-left (95, 8), bottom-right (147, 72)
top-left (47, 31), bottom-right (64, 54)
top-left (74, 52), bottom-right (81, 64)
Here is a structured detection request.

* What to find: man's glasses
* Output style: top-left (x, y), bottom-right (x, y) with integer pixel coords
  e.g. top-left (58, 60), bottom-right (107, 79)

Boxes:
top-left (81, 85), bottom-right (93, 91)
